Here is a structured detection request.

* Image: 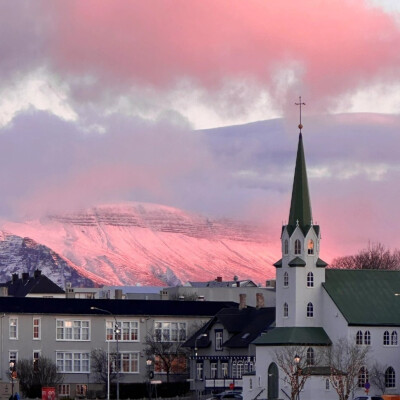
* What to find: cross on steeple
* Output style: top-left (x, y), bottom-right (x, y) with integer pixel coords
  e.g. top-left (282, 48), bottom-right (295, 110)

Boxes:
top-left (295, 96), bottom-right (306, 133)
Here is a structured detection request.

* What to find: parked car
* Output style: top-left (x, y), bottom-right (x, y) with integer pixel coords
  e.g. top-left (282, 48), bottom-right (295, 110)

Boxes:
top-left (206, 391), bottom-right (243, 400)
top-left (353, 396), bottom-right (384, 400)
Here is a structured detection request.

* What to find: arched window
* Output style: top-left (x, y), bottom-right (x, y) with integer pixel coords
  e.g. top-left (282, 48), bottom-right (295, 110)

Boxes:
top-left (384, 331), bottom-right (390, 346)
top-left (307, 302), bottom-right (314, 318)
top-left (307, 272), bottom-right (314, 287)
top-left (284, 272), bottom-right (289, 287)
top-left (283, 303), bottom-right (288, 318)
top-left (294, 239), bottom-right (301, 255)
top-left (364, 331), bottom-right (371, 345)
top-left (308, 240), bottom-right (314, 255)
top-left (325, 378), bottom-right (330, 390)
top-left (284, 240), bottom-right (289, 255)
top-left (306, 347), bottom-right (315, 366)
top-left (358, 367), bottom-right (369, 388)
top-left (385, 367), bottom-right (396, 388)
top-left (392, 331), bottom-right (398, 346)
top-left (356, 330), bottom-right (363, 345)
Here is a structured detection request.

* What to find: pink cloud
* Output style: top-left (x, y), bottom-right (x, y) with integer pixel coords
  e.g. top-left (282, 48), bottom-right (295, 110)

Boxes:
top-left (45, 0), bottom-right (400, 109)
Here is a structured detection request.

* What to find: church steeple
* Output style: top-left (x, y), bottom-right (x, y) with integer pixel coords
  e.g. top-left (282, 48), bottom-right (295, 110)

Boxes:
top-left (288, 132), bottom-right (312, 232)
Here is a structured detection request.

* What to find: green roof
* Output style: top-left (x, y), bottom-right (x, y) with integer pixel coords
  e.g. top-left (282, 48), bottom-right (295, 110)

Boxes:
top-left (253, 327), bottom-right (332, 346)
top-left (323, 269), bottom-right (400, 326)
top-left (288, 133), bottom-right (313, 233)
top-left (316, 258), bottom-right (328, 268)
top-left (288, 257), bottom-right (306, 267)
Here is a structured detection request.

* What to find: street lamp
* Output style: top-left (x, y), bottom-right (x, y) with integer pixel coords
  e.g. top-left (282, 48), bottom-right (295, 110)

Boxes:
top-left (194, 333), bottom-right (207, 357)
top-left (9, 361), bottom-right (15, 397)
top-left (294, 354), bottom-right (300, 400)
top-left (91, 307), bottom-right (120, 400)
top-left (146, 359), bottom-right (153, 400)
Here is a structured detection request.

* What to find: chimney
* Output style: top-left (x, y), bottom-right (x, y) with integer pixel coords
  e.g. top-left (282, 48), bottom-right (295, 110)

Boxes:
top-left (11, 274), bottom-right (18, 283)
top-left (34, 270), bottom-right (42, 278)
top-left (239, 293), bottom-right (247, 310)
top-left (216, 277), bottom-right (222, 282)
top-left (256, 293), bottom-right (265, 309)
top-left (22, 272), bottom-right (29, 281)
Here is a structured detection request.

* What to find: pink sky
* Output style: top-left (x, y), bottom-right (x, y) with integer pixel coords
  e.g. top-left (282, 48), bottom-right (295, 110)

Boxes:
top-left (0, 1), bottom-right (400, 262)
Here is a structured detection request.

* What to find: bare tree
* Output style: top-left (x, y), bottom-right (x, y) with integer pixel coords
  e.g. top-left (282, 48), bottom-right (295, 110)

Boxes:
top-left (331, 242), bottom-right (400, 270)
top-left (274, 346), bottom-right (318, 400)
top-left (370, 362), bottom-right (387, 395)
top-left (325, 338), bottom-right (369, 400)
top-left (91, 349), bottom-right (117, 395)
top-left (145, 331), bottom-right (189, 383)
top-left (17, 357), bottom-right (63, 398)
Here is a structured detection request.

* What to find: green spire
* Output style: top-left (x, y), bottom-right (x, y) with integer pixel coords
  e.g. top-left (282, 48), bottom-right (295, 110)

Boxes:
top-left (288, 133), bottom-right (312, 230)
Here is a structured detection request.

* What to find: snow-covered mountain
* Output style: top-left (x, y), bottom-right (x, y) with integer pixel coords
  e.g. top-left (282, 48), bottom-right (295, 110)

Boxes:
top-left (1, 203), bottom-right (278, 286)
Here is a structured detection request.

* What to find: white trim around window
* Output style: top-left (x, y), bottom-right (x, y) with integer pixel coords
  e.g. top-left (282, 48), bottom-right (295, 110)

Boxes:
top-left (33, 317), bottom-right (41, 340)
top-left (120, 352), bottom-right (140, 373)
top-left (9, 317), bottom-right (18, 340)
top-left (56, 319), bottom-right (90, 341)
top-left (56, 351), bottom-right (90, 373)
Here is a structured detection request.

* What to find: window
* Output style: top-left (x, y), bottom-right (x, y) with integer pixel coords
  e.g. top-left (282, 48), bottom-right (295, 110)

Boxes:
top-left (210, 362), bottom-right (217, 378)
top-left (307, 240), bottom-right (314, 255)
top-left (249, 378), bottom-right (253, 390)
top-left (221, 361), bottom-right (228, 378)
top-left (121, 321), bottom-right (139, 341)
top-left (154, 354), bottom-right (186, 374)
top-left (283, 272), bottom-right (289, 287)
top-left (56, 352), bottom-right (90, 373)
top-left (325, 378), bottom-right (330, 390)
top-left (154, 322), bottom-right (186, 342)
top-left (358, 367), bottom-right (369, 388)
top-left (106, 321), bottom-right (121, 341)
top-left (9, 351), bottom-right (17, 366)
top-left (57, 320), bottom-right (90, 341)
top-left (58, 384), bottom-right (70, 397)
top-left (307, 302), bottom-right (314, 318)
top-left (356, 330), bottom-right (363, 345)
top-left (294, 239), bottom-right (301, 255)
top-left (196, 362), bottom-right (204, 380)
top-left (306, 348), bottom-right (314, 366)
top-left (9, 318), bottom-right (18, 340)
top-left (385, 367), bottom-right (396, 388)
top-left (121, 352), bottom-right (139, 373)
top-left (364, 331), bottom-right (371, 345)
top-left (33, 318), bottom-right (41, 340)
top-left (33, 351), bottom-right (40, 372)
top-left (384, 331), bottom-right (390, 346)
top-left (392, 331), bottom-right (398, 346)
top-left (215, 330), bottom-right (223, 351)
top-left (76, 385), bottom-right (87, 397)
top-left (283, 303), bottom-right (288, 318)
top-left (284, 240), bottom-right (289, 255)
top-left (307, 272), bottom-right (314, 288)
top-left (234, 361), bottom-right (244, 379)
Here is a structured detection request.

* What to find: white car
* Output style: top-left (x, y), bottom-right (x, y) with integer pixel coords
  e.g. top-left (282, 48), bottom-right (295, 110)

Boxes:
top-left (353, 396), bottom-right (384, 400)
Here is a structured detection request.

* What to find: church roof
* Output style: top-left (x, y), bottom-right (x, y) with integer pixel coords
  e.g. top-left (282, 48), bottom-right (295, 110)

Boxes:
top-left (252, 327), bottom-right (331, 346)
top-left (287, 133), bottom-right (313, 234)
top-left (323, 269), bottom-right (400, 326)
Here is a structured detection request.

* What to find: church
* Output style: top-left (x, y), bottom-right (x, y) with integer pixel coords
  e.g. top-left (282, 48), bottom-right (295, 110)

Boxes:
top-left (242, 125), bottom-right (400, 400)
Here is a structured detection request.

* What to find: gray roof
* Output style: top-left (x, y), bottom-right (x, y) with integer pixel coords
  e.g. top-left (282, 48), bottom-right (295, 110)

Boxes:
top-left (253, 327), bottom-right (332, 346)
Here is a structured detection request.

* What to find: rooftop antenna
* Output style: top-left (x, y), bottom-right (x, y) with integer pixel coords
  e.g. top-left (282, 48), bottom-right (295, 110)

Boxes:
top-left (295, 96), bottom-right (306, 133)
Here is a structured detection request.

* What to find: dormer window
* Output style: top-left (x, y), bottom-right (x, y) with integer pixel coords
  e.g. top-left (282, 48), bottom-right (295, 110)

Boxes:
top-left (307, 240), bottom-right (314, 255)
top-left (294, 239), bottom-right (301, 255)
top-left (284, 240), bottom-right (289, 255)
top-left (283, 272), bottom-right (289, 287)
